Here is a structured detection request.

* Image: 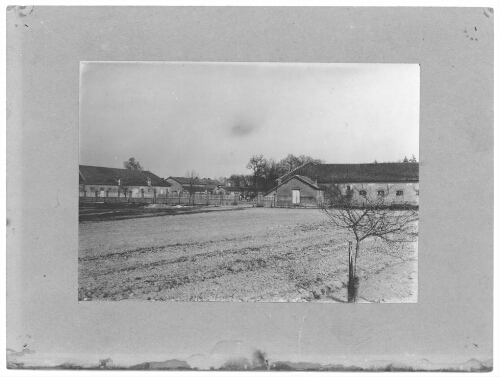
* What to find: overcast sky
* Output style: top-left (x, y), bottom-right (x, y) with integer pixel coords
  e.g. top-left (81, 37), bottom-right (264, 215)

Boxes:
top-left (80, 62), bottom-right (419, 178)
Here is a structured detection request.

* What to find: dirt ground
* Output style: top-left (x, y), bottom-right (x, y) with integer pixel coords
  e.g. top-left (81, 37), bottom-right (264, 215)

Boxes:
top-left (79, 203), bottom-right (252, 222)
top-left (79, 208), bottom-right (418, 302)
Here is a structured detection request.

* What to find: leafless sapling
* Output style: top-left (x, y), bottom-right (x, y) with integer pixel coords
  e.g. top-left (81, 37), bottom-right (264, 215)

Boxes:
top-left (322, 184), bottom-right (418, 302)
top-left (185, 170), bottom-right (200, 205)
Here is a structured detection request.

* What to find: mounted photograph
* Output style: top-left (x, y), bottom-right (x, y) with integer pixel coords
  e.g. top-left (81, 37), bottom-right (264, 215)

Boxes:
top-left (78, 62), bottom-right (419, 303)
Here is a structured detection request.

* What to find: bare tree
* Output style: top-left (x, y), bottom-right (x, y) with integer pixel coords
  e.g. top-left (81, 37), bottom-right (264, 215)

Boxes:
top-left (216, 176), bottom-right (228, 185)
top-left (123, 157), bottom-right (143, 171)
top-left (259, 158), bottom-right (283, 191)
top-left (322, 185), bottom-right (418, 303)
top-left (297, 154), bottom-right (325, 166)
top-left (277, 154), bottom-right (324, 174)
top-left (279, 154), bottom-right (302, 173)
top-left (246, 155), bottom-right (267, 195)
top-left (227, 174), bottom-right (245, 188)
top-left (116, 176), bottom-right (130, 199)
top-left (185, 170), bottom-right (200, 205)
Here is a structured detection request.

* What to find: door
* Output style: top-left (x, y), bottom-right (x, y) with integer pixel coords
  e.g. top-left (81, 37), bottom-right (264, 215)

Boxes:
top-left (292, 189), bottom-right (300, 204)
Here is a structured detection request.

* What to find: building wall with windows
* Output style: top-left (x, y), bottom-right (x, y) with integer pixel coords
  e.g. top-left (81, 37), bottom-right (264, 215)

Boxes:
top-left (79, 165), bottom-right (171, 200)
top-left (269, 162), bottom-right (419, 207)
top-left (80, 184), bottom-right (170, 198)
top-left (326, 182), bottom-right (419, 206)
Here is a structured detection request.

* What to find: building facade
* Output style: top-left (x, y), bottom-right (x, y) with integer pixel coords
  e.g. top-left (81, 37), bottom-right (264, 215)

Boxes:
top-left (265, 162), bottom-right (419, 207)
top-left (79, 165), bottom-right (171, 199)
top-left (265, 175), bottom-right (324, 207)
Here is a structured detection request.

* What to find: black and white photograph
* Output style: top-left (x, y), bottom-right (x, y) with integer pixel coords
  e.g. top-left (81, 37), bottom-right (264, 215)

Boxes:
top-left (7, 5), bottom-right (494, 373)
top-left (79, 62), bottom-right (419, 303)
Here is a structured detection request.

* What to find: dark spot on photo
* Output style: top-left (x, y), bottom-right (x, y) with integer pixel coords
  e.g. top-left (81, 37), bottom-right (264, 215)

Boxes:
top-left (230, 123), bottom-right (256, 137)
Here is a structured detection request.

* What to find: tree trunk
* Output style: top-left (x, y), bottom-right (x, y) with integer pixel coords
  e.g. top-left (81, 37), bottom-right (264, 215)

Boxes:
top-left (347, 241), bottom-right (359, 303)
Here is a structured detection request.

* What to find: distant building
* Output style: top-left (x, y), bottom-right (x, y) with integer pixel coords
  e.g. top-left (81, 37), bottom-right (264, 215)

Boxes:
top-left (79, 165), bottom-right (171, 199)
top-left (265, 162), bottom-right (419, 207)
top-left (165, 177), bottom-right (222, 194)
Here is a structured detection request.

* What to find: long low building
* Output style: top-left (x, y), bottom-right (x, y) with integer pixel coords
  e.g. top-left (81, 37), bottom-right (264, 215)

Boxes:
top-left (79, 165), bottom-right (171, 199)
top-left (165, 177), bottom-right (223, 194)
top-left (265, 162), bottom-right (419, 207)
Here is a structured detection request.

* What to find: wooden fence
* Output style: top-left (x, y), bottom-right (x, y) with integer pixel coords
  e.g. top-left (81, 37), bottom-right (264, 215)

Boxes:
top-left (79, 194), bottom-right (325, 208)
top-left (79, 193), bottom-right (241, 206)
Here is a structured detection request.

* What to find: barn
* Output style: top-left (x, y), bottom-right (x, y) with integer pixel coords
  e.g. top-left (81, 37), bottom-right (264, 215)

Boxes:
top-left (165, 177), bottom-right (222, 194)
top-left (265, 161), bottom-right (419, 207)
top-left (79, 165), bottom-right (171, 199)
top-left (265, 175), bottom-right (324, 207)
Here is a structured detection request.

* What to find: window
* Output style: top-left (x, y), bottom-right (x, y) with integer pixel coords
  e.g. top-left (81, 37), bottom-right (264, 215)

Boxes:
top-left (359, 190), bottom-right (367, 197)
top-left (346, 185), bottom-right (351, 191)
top-left (377, 190), bottom-right (385, 196)
top-left (90, 187), bottom-right (95, 191)
top-left (396, 190), bottom-right (404, 196)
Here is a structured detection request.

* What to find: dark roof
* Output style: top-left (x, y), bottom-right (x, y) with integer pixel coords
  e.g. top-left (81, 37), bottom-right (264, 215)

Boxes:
top-left (79, 165), bottom-right (171, 187)
top-left (264, 175), bottom-right (321, 196)
top-left (296, 175), bottom-right (316, 185)
top-left (279, 162), bottom-right (419, 183)
top-left (167, 177), bottom-right (222, 187)
top-left (221, 187), bottom-right (243, 192)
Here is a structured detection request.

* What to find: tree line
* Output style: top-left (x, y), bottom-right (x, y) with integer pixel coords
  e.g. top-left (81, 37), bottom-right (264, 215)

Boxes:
top-left (231, 154), bottom-right (325, 193)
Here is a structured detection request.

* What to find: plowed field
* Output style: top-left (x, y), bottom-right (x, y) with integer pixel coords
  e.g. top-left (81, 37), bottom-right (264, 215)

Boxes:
top-left (79, 208), bottom-right (418, 302)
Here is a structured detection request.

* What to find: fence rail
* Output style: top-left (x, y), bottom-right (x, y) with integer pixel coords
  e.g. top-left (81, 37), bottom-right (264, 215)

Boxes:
top-left (79, 193), bottom-right (244, 206)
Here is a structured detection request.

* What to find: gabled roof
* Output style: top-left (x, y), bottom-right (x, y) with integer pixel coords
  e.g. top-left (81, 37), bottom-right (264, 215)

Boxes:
top-left (221, 187), bottom-right (242, 192)
top-left (217, 186), bottom-right (266, 192)
top-left (79, 165), bottom-right (171, 187)
top-left (264, 174), bottom-right (322, 196)
top-left (278, 161), bottom-right (419, 183)
top-left (166, 177), bottom-right (222, 188)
